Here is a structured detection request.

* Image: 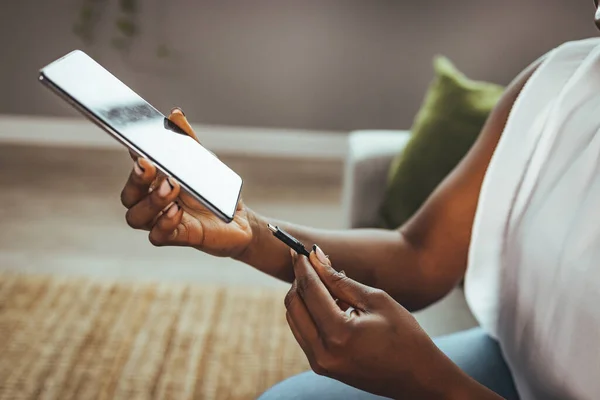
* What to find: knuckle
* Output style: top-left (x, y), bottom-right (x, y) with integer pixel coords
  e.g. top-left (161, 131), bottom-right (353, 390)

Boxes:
top-left (331, 270), bottom-right (346, 281)
top-left (148, 231), bottom-right (164, 247)
top-left (330, 274), bottom-right (350, 290)
top-left (310, 361), bottom-right (327, 376)
top-left (168, 228), bottom-right (179, 242)
top-left (323, 330), bottom-right (351, 349)
top-left (295, 276), bottom-right (311, 296)
top-left (125, 210), bottom-right (141, 229)
top-left (369, 289), bottom-right (391, 305)
top-left (312, 352), bottom-right (336, 376)
top-left (176, 222), bottom-right (193, 245)
top-left (148, 192), bottom-right (168, 209)
top-left (155, 219), bottom-right (176, 238)
top-left (120, 189), bottom-right (132, 208)
top-left (154, 214), bottom-right (168, 230)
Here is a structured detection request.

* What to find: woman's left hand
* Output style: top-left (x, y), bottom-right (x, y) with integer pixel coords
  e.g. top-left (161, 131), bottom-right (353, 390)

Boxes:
top-left (285, 246), bottom-right (471, 399)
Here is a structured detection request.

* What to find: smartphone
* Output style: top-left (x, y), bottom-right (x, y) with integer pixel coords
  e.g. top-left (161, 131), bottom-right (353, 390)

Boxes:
top-left (39, 50), bottom-right (242, 223)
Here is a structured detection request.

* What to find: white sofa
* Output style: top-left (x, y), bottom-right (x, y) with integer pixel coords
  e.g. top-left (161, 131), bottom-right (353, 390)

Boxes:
top-left (342, 130), bottom-right (411, 229)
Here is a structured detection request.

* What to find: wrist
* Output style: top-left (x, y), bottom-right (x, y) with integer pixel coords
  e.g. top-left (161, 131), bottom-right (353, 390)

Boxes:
top-left (233, 208), bottom-right (264, 264)
top-left (233, 212), bottom-right (296, 282)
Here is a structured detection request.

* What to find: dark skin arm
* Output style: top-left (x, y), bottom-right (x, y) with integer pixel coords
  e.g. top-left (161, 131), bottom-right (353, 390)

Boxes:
top-left (121, 59), bottom-right (541, 312)
top-left (239, 58), bottom-right (542, 311)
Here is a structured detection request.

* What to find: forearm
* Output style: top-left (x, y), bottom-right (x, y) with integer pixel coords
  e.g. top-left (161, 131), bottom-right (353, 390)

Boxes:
top-left (236, 212), bottom-right (455, 311)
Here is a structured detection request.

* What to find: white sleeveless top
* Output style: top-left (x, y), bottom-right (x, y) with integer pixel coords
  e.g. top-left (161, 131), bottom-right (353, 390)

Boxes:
top-left (465, 38), bottom-right (600, 400)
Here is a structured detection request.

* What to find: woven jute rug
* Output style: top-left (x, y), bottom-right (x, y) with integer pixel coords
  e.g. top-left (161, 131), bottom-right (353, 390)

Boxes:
top-left (0, 273), bottom-right (308, 400)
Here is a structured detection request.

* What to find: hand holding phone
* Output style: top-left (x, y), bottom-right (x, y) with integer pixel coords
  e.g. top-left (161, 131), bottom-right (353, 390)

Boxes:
top-left (39, 50), bottom-right (257, 257)
top-left (119, 108), bottom-right (256, 257)
top-left (39, 50), bottom-right (242, 222)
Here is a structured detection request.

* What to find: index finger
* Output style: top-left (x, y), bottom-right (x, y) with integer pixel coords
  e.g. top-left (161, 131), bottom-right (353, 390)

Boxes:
top-left (293, 254), bottom-right (344, 334)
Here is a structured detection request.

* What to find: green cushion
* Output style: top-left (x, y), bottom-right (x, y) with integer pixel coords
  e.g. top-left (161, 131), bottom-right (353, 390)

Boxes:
top-left (379, 56), bottom-right (504, 229)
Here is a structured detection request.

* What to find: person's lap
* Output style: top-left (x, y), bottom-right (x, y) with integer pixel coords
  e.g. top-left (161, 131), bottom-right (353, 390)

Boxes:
top-left (259, 327), bottom-right (519, 400)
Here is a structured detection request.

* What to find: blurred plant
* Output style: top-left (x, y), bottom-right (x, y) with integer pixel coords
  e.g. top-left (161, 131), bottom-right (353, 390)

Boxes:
top-left (72, 0), bottom-right (169, 58)
top-left (72, 0), bottom-right (106, 45)
top-left (111, 0), bottom-right (138, 52)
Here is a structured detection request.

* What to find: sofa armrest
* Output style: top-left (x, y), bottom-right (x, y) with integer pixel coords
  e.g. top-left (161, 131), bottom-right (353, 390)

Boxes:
top-left (341, 130), bottom-right (411, 229)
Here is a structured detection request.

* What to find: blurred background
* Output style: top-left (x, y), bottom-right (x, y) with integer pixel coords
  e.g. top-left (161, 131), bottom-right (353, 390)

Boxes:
top-left (0, 1), bottom-right (597, 398)
top-left (1, 0), bottom-right (597, 130)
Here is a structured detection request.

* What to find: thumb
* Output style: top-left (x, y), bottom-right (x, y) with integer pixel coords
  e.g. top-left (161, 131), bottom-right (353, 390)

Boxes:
top-left (309, 245), bottom-right (375, 311)
top-left (167, 108), bottom-right (200, 142)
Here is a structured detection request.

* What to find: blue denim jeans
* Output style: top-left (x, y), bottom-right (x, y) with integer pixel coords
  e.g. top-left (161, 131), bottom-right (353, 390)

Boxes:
top-left (259, 328), bottom-right (519, 399)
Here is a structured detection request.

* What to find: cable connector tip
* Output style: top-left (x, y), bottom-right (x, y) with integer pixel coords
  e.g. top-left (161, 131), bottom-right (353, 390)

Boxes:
top-left (267, 223), bottom-right (278, 233)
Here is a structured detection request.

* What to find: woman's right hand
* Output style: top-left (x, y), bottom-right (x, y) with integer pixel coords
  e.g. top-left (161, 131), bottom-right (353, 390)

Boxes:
top-left (120, 109), bottom-right (257, 258)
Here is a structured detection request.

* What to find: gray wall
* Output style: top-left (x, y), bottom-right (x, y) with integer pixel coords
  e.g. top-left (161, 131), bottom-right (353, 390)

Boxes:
top-left (0, 0), bottom-right (597, 131)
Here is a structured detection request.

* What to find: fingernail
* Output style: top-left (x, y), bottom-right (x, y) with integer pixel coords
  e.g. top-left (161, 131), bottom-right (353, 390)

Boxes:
top-left (170, 107), bottom-right (185, 116)
top-left (133, 160), bottom-right (145, 176)
top-left (167, 176), bottom-right (176, 189)
top-left (312, 244), bottom-right (329, 265)
top-left (166, 202), bottom-right (179, 218)
top-left (290, 247), bottom-right (298, 261)
top-left (158, 179), bottom-right (172, 198)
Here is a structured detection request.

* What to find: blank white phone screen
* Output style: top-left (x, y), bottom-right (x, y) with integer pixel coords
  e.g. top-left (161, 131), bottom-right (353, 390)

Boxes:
top-left (41, 50), bottom-right (242, 220)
